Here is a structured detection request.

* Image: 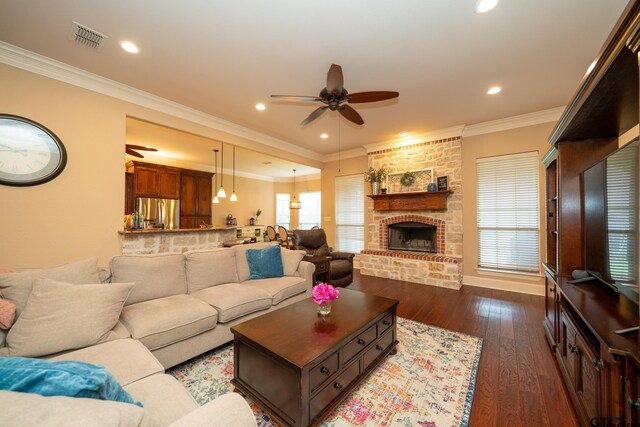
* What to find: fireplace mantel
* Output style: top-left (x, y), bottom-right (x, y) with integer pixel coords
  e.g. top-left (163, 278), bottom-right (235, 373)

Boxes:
top-left (367, 190), bottom-right (451, 211)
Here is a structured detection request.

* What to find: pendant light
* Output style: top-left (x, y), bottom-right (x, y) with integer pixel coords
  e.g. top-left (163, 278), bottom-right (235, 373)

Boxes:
top-left (212, 149), bottom-right (220, 204)
top-left (289, 169), bottom-right (301, 209)
top-left (230, 145), bottom-right (238, 202)
top-left (216, 143), bottom-right (226, 198)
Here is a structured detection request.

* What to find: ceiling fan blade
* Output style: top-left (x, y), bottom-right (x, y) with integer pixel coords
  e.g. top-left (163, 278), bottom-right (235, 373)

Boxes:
top-left (326, 64), bottom-right (344, 96)
top-left (126, 148), bottom-right (145, 158)
top-left (348, 91), bottom-right (400, 103)
top-left (270, 95), bottom-right (323, 102)
top-left (301, 106), bottom-right (328, 126)
top-left (339, 104), bottom-right (364, 125)
top-left (126, 144), bottom-right (158, 152)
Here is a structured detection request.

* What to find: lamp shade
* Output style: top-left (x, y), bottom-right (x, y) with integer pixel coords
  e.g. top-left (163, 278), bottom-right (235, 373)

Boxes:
top-left (290, 198), bottom-right (301, 209)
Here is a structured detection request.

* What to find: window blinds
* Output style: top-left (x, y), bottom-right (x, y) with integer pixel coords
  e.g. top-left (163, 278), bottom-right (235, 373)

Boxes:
top-left (335, 174), bottom-right (365, 253)
top-left (299, 192), bottom-right (321, 229)
top-left (606, 143), bottom-right (638, 282)
top-left (275, 193), bottom-right (290, 229)
top-left (476, 152), bottom-right (540, 273)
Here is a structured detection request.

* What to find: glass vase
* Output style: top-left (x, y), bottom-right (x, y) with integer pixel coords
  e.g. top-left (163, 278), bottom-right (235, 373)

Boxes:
top-left (317, 301), bottom-right (332, 316)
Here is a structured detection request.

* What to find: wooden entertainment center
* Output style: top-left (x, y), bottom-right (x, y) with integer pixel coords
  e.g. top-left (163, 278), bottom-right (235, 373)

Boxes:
top-left (543, 1), bottom-right (640, 425)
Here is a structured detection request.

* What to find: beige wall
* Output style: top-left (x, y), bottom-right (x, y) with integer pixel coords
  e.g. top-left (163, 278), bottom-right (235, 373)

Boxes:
top-left (461, 122), bottom-right (554, 294)
top-left (320, 156), bottom-right (368, 248)
top-left (211, 174), bottom-right (275, 226)
top-left (0, 63), bottom-right (314, 267)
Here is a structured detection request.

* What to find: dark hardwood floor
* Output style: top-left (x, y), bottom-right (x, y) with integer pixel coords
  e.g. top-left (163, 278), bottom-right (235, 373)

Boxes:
top-left (347, 270), bottom-right (579, 427)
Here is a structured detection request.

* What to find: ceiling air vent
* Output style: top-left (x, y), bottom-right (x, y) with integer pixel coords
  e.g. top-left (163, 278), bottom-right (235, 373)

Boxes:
top-left (71, 21), bottom-right (107, 49)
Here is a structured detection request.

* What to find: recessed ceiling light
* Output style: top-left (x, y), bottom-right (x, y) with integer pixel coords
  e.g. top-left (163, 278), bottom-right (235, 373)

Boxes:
top-left (255, 103), bottom-right (266, 111)
top-left (487, 86), bottom-right (502, 95)
top-left (475, 0), bottom-right (498, 14)
top-left (399, 131), bottom-right (409, 137)
top-left (320, 133), bottom-right (328, 139)
top-left (120, 41), bottom-right (139, 54)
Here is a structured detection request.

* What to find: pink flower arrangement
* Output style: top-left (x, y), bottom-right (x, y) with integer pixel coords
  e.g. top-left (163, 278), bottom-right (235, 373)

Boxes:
top-left (312, 283), bottom-right (340, 305)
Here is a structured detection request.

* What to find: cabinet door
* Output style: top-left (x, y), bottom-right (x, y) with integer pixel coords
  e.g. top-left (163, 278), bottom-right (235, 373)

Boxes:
top-left (134, 166), bottom-right (159, 197)
top-left (544, 273), bottom-right (558, 348)
top-left (158, 169), bottom-right (180, 199)
top-left (181, 174), bottom-right (197, 217)
top-left (559, 311), bottom-right (577, 389)
top-left (575, 333), bottom-right (601, 421)
top-left (125, 172), bottom-right (134, 214)
top-left (625, 358), bottom-right (640, 423)
top-left (196, 175), bottom-right (212, 219)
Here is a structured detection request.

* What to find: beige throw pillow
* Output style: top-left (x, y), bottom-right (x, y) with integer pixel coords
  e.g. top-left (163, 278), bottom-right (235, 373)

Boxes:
top-left (7, 279), bottom-right (133, 357)
top-left (0, 257), bottom-right (100, 317)
top-left (281, 248), bottom-right (306, 276)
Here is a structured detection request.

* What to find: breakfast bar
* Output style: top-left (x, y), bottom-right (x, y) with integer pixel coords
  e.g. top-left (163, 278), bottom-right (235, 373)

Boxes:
top-left (118, 227), bottom-right (236, 255)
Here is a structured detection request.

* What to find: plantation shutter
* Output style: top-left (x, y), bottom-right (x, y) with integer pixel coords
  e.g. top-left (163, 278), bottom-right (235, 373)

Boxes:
top-left (606, 143), bottom-right (638, 282)
top-left (477, 151), bottom-right (540, 273)
top-left (335, 174), bottom-right (364, 252)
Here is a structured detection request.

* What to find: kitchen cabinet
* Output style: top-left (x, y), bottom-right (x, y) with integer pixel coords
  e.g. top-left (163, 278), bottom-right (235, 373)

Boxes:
top-left (180, 169), bottom-right (213, 229)
top-left (126, 161), bottom-right (181, 199)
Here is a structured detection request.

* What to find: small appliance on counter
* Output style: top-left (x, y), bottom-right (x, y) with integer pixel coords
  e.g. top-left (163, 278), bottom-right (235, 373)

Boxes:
top-left (137, 197), bottom-right (180, 230)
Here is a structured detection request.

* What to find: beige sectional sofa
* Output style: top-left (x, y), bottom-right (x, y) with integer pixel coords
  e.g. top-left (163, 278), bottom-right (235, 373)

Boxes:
top-left (0, 242), bottom-right (314, 426)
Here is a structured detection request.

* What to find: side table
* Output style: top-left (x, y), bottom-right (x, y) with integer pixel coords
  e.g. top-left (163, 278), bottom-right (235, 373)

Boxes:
top-left (303, 255), bottom-right (331, 284)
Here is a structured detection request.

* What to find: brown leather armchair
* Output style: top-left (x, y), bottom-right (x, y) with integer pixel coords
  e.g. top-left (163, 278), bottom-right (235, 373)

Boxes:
top-left (293, 228), bottom-right (355, 287)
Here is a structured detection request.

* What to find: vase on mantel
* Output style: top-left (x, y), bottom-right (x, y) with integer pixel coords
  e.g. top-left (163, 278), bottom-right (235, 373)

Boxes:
top-left (371, 181), bottom-right (380, 195)
top-left (317, 301), bottom-right (332, 316)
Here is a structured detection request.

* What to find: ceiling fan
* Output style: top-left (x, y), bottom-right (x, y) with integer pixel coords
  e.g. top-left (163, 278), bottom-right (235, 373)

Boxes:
top-left (271, 64), bottom-right (399, 126)
top-left (125, 144), bottom-right (157, 158)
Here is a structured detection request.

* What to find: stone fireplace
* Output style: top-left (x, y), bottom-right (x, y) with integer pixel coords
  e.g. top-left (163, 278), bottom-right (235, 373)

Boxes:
top-left (359, 136), bottom-right (463, 289)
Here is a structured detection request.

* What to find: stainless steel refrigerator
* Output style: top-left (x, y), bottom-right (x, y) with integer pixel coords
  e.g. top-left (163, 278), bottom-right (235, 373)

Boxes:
top-left (136, 197), bottom-right (180, 230)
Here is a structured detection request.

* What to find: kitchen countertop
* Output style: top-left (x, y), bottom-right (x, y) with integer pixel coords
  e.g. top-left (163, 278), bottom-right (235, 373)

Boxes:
top-left (119, 226), bottom-right (237, 234)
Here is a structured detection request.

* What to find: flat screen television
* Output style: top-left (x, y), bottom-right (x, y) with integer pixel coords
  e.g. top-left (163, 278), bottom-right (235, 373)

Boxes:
top-left (583, 139), bottom-right (639, 306)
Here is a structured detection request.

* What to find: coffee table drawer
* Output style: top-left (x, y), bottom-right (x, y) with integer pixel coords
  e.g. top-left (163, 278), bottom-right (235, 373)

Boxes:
top-left (309, 360), bottom-right (360, 422)
top-left (378, 312), bottom-right (394, 335)
top-left (343, 324), bottom-right (377, 364)
top-left (363, 328), bottom-right (394, 371)
top-left (310, 351), bottom-right (339, 392)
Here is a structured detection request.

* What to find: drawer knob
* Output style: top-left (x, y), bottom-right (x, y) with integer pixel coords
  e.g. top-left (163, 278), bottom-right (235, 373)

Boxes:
top-left (383, 320), bottom-right (391, 326)
top-left (357, 338), bottom-right (366, 346)
top-left (376, 344), bottom-right (384, 351)
top-left (320, 366), bottom-right (330, 375)
top-left (567, 343), bottom-right (578, 354)
top-left (334, 382), bottom-right (343, 391)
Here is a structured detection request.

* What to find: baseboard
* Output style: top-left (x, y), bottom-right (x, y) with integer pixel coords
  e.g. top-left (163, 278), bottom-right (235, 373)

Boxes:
top-left (463, 275), bottom-right (545, 296)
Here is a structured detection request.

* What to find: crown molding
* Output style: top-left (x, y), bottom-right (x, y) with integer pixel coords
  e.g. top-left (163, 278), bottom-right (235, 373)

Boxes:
top-left (322, 146), bottom-right (367, 162)
top-left (363, 126), bottom-right (465, 154)
top-left (462, 106), bottom-right (565, 137)
top-left (0, 41), bottom-right (321, 162)
top-left (273, 173), bottom-right (322, 183)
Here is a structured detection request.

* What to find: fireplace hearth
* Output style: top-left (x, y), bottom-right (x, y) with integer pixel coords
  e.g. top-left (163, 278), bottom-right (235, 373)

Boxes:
top-left (388, 222), bottom-right (437, 253)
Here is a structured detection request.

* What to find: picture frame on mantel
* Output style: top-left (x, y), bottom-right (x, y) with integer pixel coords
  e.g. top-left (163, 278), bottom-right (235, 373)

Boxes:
top-left (437, 175), bottom-right (448, 191)
top-left (387, 168), bottom-right (433, 193)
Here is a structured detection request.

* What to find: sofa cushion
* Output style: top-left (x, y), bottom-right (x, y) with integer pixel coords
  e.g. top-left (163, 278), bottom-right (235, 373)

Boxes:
top-left (169, 393), bottom-right (257, 427)
top-left (233, 242), bottom-right (278, 282)
top-left (281, 248), bottom-right (306, 276)
top-left (124, 374), bottom-right (198, 426)
top-left (246, 245), bottom-right (284, 280)
top-left (243, 276), bottom-right (307, 305)
top-left (192, 283), bottom-right (272, 323)
top-left (184, 249), bottom-right (239, 293)
top-left (51, 339), bottom-right (164, 387)
top-left (0, 391), bottom-right (157, 427)
top-left (0, 357), bottom-right (141, 406)
top-left (0, 257), bottom-right (100, 317)
top-left (7, 279), bottom-right (133, 357)
top-left (111, 253), bottom-right (187, 305)
top-left (120, 295), bottom-right (218, 351)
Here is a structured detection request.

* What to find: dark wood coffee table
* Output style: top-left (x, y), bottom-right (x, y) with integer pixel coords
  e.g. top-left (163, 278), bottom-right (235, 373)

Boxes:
top-left (230, 288), bottom-right (399, 426)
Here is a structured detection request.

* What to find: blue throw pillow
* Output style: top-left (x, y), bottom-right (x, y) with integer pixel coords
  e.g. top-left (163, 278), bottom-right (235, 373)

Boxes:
top-left (0, 357), bottom-right (142, 407)
top-left (246, 245), bottom-right (284, 280)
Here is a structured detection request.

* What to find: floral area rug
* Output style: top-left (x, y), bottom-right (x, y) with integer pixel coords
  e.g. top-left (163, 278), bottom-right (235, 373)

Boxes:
top-left (168, 318), bottom-right (482, 427)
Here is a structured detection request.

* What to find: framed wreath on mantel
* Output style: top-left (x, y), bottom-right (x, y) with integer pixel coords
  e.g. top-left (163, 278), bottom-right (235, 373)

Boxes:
top-left (386, 168), bottom-right (434, 193)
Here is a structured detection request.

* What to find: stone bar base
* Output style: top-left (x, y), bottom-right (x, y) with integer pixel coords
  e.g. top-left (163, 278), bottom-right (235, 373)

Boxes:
top-left (359, 249), bottom-right (462, 290)
top-left (119, 228), bottom-right (236, 255)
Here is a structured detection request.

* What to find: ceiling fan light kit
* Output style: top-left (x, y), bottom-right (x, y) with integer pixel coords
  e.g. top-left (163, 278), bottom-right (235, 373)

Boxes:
top-left (271, 64), bottom-right (399, 126)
